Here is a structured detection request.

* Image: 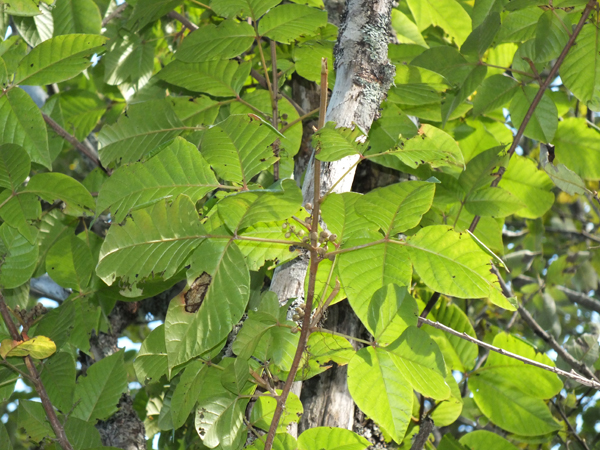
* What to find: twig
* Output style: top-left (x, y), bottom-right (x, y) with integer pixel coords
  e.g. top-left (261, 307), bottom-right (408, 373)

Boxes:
top-left (42, 113), bottom-right (105, 172)
top-left (280, 107), bottom-right (320, 133)
top-left (263, 58), bottom-right (329, 450)
top-left (271, 40), bottom-right (280, 181)
top-left (417, 292), bottom-right (440, 327)
top-left (166, 10), bottom-right (197, 31)
top-left (101, 3), bottom-right (127, 27)
top-left (411, 416), bottom-right (434, 450)
top-left (418, 316), bottom-right (600, 390)
top-left (310, 278), bottom-right (340, 327)
top-left (0, 295), bottom-right (74, 450)
top-left (552, 400), bottom-right (591, 450)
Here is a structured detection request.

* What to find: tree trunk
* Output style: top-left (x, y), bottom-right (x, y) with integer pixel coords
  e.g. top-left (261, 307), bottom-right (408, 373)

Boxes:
top-left (270, 0), bottom-right (396, 434)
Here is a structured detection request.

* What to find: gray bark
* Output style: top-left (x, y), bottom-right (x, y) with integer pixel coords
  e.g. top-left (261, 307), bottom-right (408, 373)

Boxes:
top-left (270, 0), bottom-right (396, 435)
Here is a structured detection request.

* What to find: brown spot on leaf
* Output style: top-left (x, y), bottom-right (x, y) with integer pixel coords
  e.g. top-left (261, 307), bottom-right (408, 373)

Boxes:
top-left (184, 272), bottom-right (212, 313)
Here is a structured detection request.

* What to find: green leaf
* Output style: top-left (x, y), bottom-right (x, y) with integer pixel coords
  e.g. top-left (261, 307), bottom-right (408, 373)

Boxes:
top-left (103, 29), bottom-right (154, 85)
top-left (158, 60), bottom-right (251, 97)
top-left (544, 162), bottom-right (588, 195)
top-left (472, 74), bottom-right (520, 116)
top-left (368, 103), bottom-right (419, 153)
top-left (406, 0), bottom-right (472, 45)
top-left (441, 65), bottom-right (487, 126)
top-left (560, 24), bottom-right (600, 111)
top-left (392, 125), bottom-right (465, 169)
top-left (201, 114), bottom-right (278, 184)
top-left (386, 326), bottom-right (450, 400)
top-left (464, 186), bottom-right (525, 217)
top-left (0, 423), bottom-right (11, 450)
top-left (314, 122), bottom-right (368, 162)
top-left (461, 11), bottom-right (501, 57)
top-left (96, 195), bottom-right (205, 287)
top-left (2, 335), bottom-right (56, 359)
top-left (338, 231), bottom-right (412, 325)
top-left (97, 137), bottom-right (220, 223)
top-left (294, 39), bottom-right (336, 89)
top-left (221, 357), bottom-right (250, 395)
top-left (459, 146), bottom-right (508, 195)
top-left (165, 239), bottom-right (250, 373)
top-left (430, 371), bottom-right (463, 426)
top-left (51, 89), bottom-right (107, 141)
top-left (64, 417), bottom-right (102, 450)
top-left (250, 389), bottom-right (303, 432)
top-left (367, 283), bottom-right (418, 345)
top-left (348, 346), bottom-right (413, 442)
top-left (0, 88), bottom-right (51, 168)
top-left (497, 7), bottom-right (544, 43)
top-left (459, 430), bottom-right (520, 450)
top-left (98, 99), bottom-right (187, 166)
top-left (423, 299), bottom-right (478, 372)
top-left (298, 427), bottom-right (371, 450)
top-left (195, 359), bottom-right (253, 449)
top-left (127, 0), bottom-right (183, 30)
top-left (11, 3), bottom-right (53, 47)
top-left (15, 34), bottom-right (107, 85)
top-left (392, 9), bottom-right (428, 47)
top-left (0, 191), bottom-right (41, 243)
top-left (25, 172), bottom-right (96, 216)
top-left (17, 400), bottom-right (54, 443)
top-left (217, 179), bottom-right (302, 231)
top-left (39, 351), bottom-right (76, 413)
top-left (134, 324), bottom-right (168, 384)
top-left (355, 181), bottom-right (435, 235)
top-left (321, 192), bottom-right (379, 245)
top-left (259, 4), bottom-right (327, 44)
top-left (176, 20), bottom-right (255, 62)
top-left (553, 117), bottom-right (600, 180)
top-left (209, 0), bottom-right (280, 20)
top-left (52, 0), bottom-right (102, 35)
top-left (0, 223), bottom-right (39, 289)
top-left (72, 350), bottom-right (128, 422)
top-left (498, 155), bottom-right (554, 219)
top-left (4, 0), bottom-right (42, 16)
top-left (46, 234), bottom-right (94, 291)
top-left (0, 143), bottom-right (30, 190)
top-left (535, 10), bottom-right (570, 62)
top-left (171, 359), bottom-right (208, 428)
top-left (406, 226), bottom-right (514, 309)
top-left (509, 86), bottom-right (557, 142)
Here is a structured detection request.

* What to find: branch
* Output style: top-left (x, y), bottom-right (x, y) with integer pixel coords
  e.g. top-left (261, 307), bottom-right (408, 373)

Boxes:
top-left (410, 416), bottom-right (434, 450)
top-left (552, 400), bottom-right (592, 450)
top-left (418, 316), bottom-right (600, 390)
top-left (0, 295), bottom-right (74, 450)
top-left (263, 59), bottom-right (329, 450)
top-left (42, 113), bottom-right (105, 172)
top-left (101, 3), bottom-right (128, 27)
top-left (468, 0), bottom-right (597, 233)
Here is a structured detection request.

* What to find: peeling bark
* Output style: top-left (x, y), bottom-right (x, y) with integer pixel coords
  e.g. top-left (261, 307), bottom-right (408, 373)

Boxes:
top-left (270, 0), bottom-right (396, 434)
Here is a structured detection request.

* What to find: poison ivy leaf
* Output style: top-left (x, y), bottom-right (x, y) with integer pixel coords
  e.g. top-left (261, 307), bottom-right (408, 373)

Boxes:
top-left (509, 86), bottom-right (557, 142)
top-left (158, 60), bottom-right (251, 97)
top-left (46, 234), bottom-right (94, 291)
top-left (0, 423), bottom-right (10, 450)
top-left (314, 122), bottom-right (368, 162)
top-left (209, 0), bottom-right (280, 20)
top-left (386, 326), bottom-right (450, 400)
top-left (298, 427), bottom-right (370, 450)
top-left (103, 30), bottom-right (154, 86)
top-left (348, 346), bottom-right (413, 443)
top-left (0, 88), bottom-right (51, 168)
top-left (248, 434), bottom-right (297, 450)
top-left (232, 311), bottom-right (279, 360)
top-left (134, 324), bottom-right (168, 384)
top-left (460, 430), bottom-right (520, 450)
top-left (64, 417), bottom-right (102, 450)
top-left (355, 181), bottom-right (435, 235)
top-left (218, 179), bottom-right (302, 231)
top-left (165, 239), bottom-right (250, 373)
top-left (15, 34), bottom-right (107, 85)
top-left (303, 332), bottom-right (355, 370)
top-left (98, 99), bottom-right (186, 166)
top-left (1, 335), bottom-right (56, 359)
top-left (195, 359), bottom-right (253, 449)
top-left (393, 125), bottom-right (465, 169)
top-left (430, 371), bottom-right (462, 427)
top-left (17, 400), bottom-right (54, 443)
top-left (201, 114), bottom-right (278, 184)
top-left (72, 350), bottom-right (128, 422)
top-left (0, 223), bottom-right (39, 289)
top-left (458, 146), bottom-right (508, 196)
top-left (250, 389), bottom-right (303, 432)
top-left (127, 0), bottom-right (183, 30)
top-left (170, 96), bottom-right (221, 127)
top-left (25, 173), bottom-right (95, 216)
top-left (497, 7), bottom-right (544, 43)
top-left (96, 195), bottom-right (205, 287)
top-left (176, 20), bottom-right (254, 62)
top-left (52, 0), bottom-right (102, 35)
top-left (473, 74), bottom-right (520, 116)
top-left (560, 24), bottom-right (600, 111)
top-left (171, 359), bottom-right (208, 428)
top-left (97, 137), bottom-right (220, 223)
top-left (406, 226), bottom-right (514, 310)
top-left (294, 39), bottom-right (336, 89)
top-left (422, 299), bottom-right (477, 371)
top-left (366, 284), bottom-right (418, 345)
top-left (441, 64), bottom-right (487, 126)
top-left (464, 187), bottom-right (525, 217)
top-left (461, 11), bottom-right (501, 57)
top-left (535, 9), bottom-right (570, 62)
top-left (544, 162), bottom-right (588, 195)
top-left (368, 103), bottom-right (419, 153)
top-left (321, 192), bottom-right (379, 245)
top-left (498, 155), bottom-right (554, 218)
top-left (12, 3), bottom-right (53, 47)
top-left (259, 4), bottom-right (327, 44)
top-left (221, 357), bottom-right (249, 395)
top-left (338, 231), bottom-right (412, 327)
top-left (0, 144), bottom-right (30, 190)
top-left (392, 9), bottom-right (428, 47)
top-left (406, 0), bottom-right (472, 46)
top-left (3, 0), bottom-right (41, 16)
top-left (553, 118), bottom-right (600, 180)
top-left (51, 89), bottom-right (107, 141)
top-left (39, 351), bottom-right (76, 416)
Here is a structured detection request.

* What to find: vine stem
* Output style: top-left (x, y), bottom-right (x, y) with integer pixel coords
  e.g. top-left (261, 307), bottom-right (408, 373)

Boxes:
top-left (271, 40), bottom-right (280, 181)
top-left (0, 295), bottom-right (74, 450)
top-left (263, 58), bottom-right (329, 450)
top-left (468, 0), bottom-right (597, 234)
top-left (418, 316), bottom-right (600, 390)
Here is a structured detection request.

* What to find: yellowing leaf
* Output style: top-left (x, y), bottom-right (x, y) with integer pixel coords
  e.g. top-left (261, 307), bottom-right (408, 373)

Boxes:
top-left (1, 336), bottom-right (56, 359)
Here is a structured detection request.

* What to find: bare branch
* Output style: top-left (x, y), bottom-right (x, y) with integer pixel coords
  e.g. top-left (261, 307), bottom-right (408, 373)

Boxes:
top-left (101, 3), bottom-right (128, 27)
